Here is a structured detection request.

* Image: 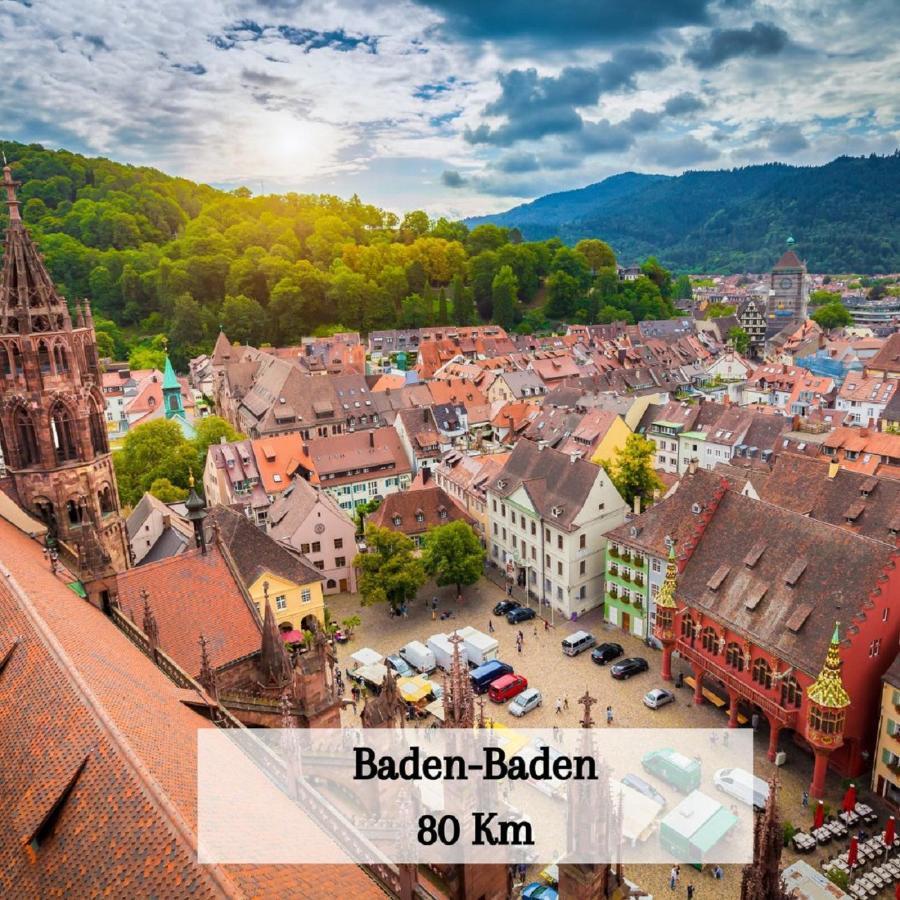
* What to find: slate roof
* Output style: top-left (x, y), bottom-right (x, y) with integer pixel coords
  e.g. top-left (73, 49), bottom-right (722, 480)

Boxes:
top-left (867, 333), bottom-right (900, 375)
top-left (205, 505), bottom-right (324, 588)
top-left (488, 438), bottom-right (608, 531)
top-left (0, 517), bottom-right (381, 898)
top-left (267, 476), bottom-right (355, 538)
top-left (676, 490), bottom-right (896, 676)
top-left (306, 427), bottom-right (412, 484)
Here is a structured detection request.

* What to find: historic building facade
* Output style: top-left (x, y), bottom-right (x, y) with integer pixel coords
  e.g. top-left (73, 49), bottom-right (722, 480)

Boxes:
top-left (0, 164), bottom-right (129, 607)
top-left (766, 239), bottom-right (810, 337)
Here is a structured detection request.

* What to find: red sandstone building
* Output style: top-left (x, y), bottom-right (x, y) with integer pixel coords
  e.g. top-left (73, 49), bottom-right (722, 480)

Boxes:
top-left (654, 482), bottom-right (900, 797)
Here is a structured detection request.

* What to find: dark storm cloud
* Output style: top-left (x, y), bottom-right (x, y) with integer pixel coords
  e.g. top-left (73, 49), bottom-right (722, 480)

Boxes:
top-left (466, 48), bottom-right (670, 146)
top-left (442, 169), bottom-right (467, 187)
top-left (767, 124), bottom-right (809, 155)
top-left (415, 0), bottom-right (710, 49)
top-left (685, 21), bottom-right (791, 69)
top-left (642, 134), bottom-right (720, 166)
top-left (496, 151), bottom-right (540, 173)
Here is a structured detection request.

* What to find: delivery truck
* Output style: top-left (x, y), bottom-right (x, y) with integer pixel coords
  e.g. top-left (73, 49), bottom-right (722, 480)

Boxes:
top-left (426, 633), bottom-right (468, 672)
top-left (457, 626), bottom-right (500, 666)
top-left (399, 640), bottom-right (437, 674)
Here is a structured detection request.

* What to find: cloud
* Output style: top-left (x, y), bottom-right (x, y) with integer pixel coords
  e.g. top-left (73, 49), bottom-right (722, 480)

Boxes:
top-left (172, 62), bottom-right (207, 76)
top-left (566, 119), bottom-right (634, 153)
top-left (642, 134), bottom-right (720, 166)
top-left (210, 20), bottom-right (378, 55)
top-left (663, 91), bottom-right (705, 116)
top-left (414, 0), bottom-right (710, 49)
top-left (496, 151), bottom-right (540, 173)
top-left (685, 21), bottom-right (791, 69)
top-left (467, 48), bottom-right (670, 146)
top-left (767, 124), bottom-right (809, 155)
top-left (441, 169), bottom-right (467, 187)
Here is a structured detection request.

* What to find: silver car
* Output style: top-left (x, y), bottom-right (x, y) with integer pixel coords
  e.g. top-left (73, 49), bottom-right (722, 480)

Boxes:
top-left (643, 688), bottom-right (676, 709)
top-left (509, 688), bottom-right (542, 717)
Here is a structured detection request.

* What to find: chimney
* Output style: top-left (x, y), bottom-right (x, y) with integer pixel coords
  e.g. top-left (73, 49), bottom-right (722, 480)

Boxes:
top-left (422, 467), bottom-right (432, 484)
top-left (302, 443), bottom-right (309, 457)
top-left (369, 430), bottom-right (375, 448)
top-left (633, 495), bottom-right (641, 515)
top-left (688, 458), bottom-right (698, 475)
top-left (423, 407), bottom-right (429, 422)
top-left (827, 460), bottom-right (840, 480)
top-left (220, 435), bottom-right (228, 444)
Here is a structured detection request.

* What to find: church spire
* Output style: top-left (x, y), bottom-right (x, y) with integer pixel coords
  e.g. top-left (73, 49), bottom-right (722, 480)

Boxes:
top-left (259, 582), bottom-right (292, 685)
top-left (3, 163), bottom-right (21, 223)
top-left (807, 622), bottom-right (851, 709)
top-left (442, 632), bottom-right (474, 728)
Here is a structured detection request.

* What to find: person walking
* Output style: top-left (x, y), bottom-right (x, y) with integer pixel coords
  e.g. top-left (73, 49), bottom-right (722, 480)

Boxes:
top-left (606, 705), bottom-right (613, 725)
top-left (669, 865), bottom-right (678, 890)
top-left (801, 790), bottom-right (809, 808)
top-left (564, 696), bottom-right (569, 710)
top-left (686, 884), bottom-right (694, 900)
top-left (488, 619), bottom-right (495, 634)
top-left (533, 624), bottom-right (538, 638)
top-left (544, 619), bottom-right (549, 632)
top-left (517, 641), bottom-right (522, 655)
top-left (555, 698), bottom-right (563, 715)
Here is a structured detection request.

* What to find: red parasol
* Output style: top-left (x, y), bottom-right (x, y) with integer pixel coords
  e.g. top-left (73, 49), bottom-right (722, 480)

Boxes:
top-left (814, 800), bottom-right (825, 829)
top-left (280, 629), bottom-right (303, 642)
top-left (886, 816), bottom-right (897, 847)
top-left (842, 783), bottom-right (858, 813)
top-left (848, 835), bottom-right (859, 869)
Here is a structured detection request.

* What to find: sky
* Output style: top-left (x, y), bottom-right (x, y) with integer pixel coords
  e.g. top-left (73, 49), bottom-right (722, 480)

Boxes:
top-left (1, 0), bottom-right (897, 218)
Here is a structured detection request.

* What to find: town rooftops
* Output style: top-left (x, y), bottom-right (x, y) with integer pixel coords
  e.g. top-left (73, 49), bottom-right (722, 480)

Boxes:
top-left (368, 485), bottom-right (473, 535)
top-left (676, 490), bottom-right (896, 676)
top-left (306, 426), bottom-right (411, 483)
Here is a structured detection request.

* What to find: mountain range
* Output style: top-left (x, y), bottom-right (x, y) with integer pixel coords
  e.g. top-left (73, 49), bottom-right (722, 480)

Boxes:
top-left (466, 153), bottom-right (900, 274)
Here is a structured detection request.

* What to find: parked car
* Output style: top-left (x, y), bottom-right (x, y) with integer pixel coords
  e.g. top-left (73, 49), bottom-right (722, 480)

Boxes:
top-left (509, 688), bottom-right (542, 717)
top-left (385, 654), bottom-right (414, 677)
top-left (493, 599), bottom-right (520, 616)
top-left (561, 631), bottom-right (596, 656)
top-left (620, 773), bottom-right (666, 808)
top-left (488, 673), bottom-right (528, 702)
top-left (610, 657), bottom-right (649, 679)
top-left (522, 884), bottom-right (558, 900)
top-left (470, 660), bottom-right (514, 694)
top-left (714, 767), bottom-right (770, 809)
top-left (641, 748), bottom-right (701, 794)
top-left (591, 642), bottom-right (624, 665)
top-left (507, 606), bottom-right (536, 624)
top-left (643, 688), bottom-right (675, 709)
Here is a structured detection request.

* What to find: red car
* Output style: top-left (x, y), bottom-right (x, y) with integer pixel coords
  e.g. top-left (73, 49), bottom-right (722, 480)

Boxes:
top-left (488, 673), bottom-right (528, 703)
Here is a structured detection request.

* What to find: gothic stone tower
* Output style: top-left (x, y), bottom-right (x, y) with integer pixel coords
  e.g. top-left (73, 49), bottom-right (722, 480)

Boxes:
top-left (766, 237), bottom-right (809, 335)
top-left (0, 164), bottom-right (129, 608)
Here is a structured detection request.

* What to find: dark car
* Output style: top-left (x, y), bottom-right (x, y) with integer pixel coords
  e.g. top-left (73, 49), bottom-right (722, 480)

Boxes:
top-left (591, 642), bottom-right (624, 665)
top-left (507, 606), bottom-right (536, 624)
top-left (610, 657), bottom-right (649, 679)
top-left (621, 773), bottom-right (666, 808)
top-left (493, 599), bottom-right (521, 616)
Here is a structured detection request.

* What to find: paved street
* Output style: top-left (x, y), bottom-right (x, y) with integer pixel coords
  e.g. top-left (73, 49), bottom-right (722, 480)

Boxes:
top-left (327, 577), bottom-right (873, 898)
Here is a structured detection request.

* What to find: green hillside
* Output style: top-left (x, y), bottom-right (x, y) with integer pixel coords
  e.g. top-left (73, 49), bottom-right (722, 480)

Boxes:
top-left (467, 153), bottom-right (900, 273)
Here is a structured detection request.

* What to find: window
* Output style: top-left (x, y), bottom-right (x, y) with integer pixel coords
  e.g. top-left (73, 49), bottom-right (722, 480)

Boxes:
top-left (870, 638), bottom-right (881, 657)
top-left (300, 543), bottom-right (311, 554)
top-left (313, 561), bottom-right (324, 570)
top-left (681, 616), bottom-right (696, 640)
top-left (334, 538), bottom-right (343, 549)
top-left (545, 554), bottom-right (550, 567)
top-left (579, 560), bottom-right (586, 576)
top-left (700, 627), bottom-right (719, 654)
top-left (579, 534), bottom-right (586, 550)
top-left (501, 504), bottom-right (506, 517)
top-left (275, 594), bottom-right (287, 611)
top-left (492, 499), bottom-right (497, 512)
top-left (752, 657), bottom-right (772, 690)
top-left (512, 535), bottom-right (517, 549)
top-left (531, 521), bottom-right (536, 536)
top-left (312, 541), bottom-right (321, 553)
top-left (335, 557), bottom-right (346, 568)
top-left (781, 676), bottom-right (802, 709)
top-left (493, 523), bottom-right (498, 535)
top-left (557, 534), bottom-right (562, 550)
top-left (301, 589), bottom-right (311, 604)
top-left (725, 642), bottom-right (744, 672)
top-left (652, 559), bottom-right (661, 573)
top-left (809, 706), bottom-right (844, 736)
top-left (531, 546), bottom-right (536, 560)
top-left (502, 528), bottom-right (506, 540)
top-left (557, 561), bottom-right (562, 576)
top-left (545, 528), bottom-right (550, 541)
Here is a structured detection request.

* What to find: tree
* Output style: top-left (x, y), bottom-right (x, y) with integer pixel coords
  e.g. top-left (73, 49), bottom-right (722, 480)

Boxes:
top-left (727, 326), bottom-right (750, 355)
top-left (705, 302), bottom-right (736, 318)
top-left (352, 497), bottom-right (382, 534)
top-left (640, 256), bottom-right (673, 300)
top-left (491, 264), bottom-right (519, 329)
top-left (437, 287), bottom-right (449, 325)
top-left (128, 335), bottom-right (167, 371)
top-left (674, 274), bottom-right (693, 300)
top-left (599, 434), bottom-right (663, 510)
top-left (421, 521), bottom-right (485, 595)
top-left (113, 419), bottom-right (197, 506)
top-left (809, 289), bottom-right (835, 307)
top-left (812, 301), bottom-right (852, 330)
top-left (220, 293), bottom-right (265, 345)
top-left (400, 210), bottom-right (430, 242)
top-left (149, 477), bottom-right (188, 503)
top-left (353, 524), bottom-right (426, 612)
top-left (451, 274), bottom-right (475, 326)
top-left (574, 239), bottom-right (616, 272)
top-left (545, 270), bottom-right (580, 320)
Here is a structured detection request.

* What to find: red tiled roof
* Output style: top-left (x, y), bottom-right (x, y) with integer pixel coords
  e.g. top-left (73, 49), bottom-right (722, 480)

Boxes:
top-left (368, 485), bottom-right (473, 535)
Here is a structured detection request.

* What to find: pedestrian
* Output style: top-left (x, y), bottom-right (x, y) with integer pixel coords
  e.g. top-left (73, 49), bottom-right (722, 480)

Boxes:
top-left (669, 865), bottom-right (678, 890)
top-left (517, 642), bottom-right (522, 655)
top-left (544, 619), bottom-right (549, 632)
top-left (801, 790), bottom-right (809, 808)
top-left (432, 607), bottom-right (436, 620)
top-left (606, 705), bottom-right (613, 725)
top-left (564, 696), bottom-right (569, 710)
top-left (488, 619), bottom-right (495, 633)
top-left (713, 865), bottom-right (723, 880)
top-left (507, 583), bottom-right (512, 597)
top-left (686, 884), bottom-right (694, 900)
top-left (533, 625), bottom-right (538, 638)
top-left (751, 712), bottom-right (759, 731)
top-left (555, 698), bottom-right (562, 715)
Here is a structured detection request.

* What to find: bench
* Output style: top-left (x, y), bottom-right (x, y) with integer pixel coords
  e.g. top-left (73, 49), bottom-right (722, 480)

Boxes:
top-left (683, 676), bottom-right (727, 709)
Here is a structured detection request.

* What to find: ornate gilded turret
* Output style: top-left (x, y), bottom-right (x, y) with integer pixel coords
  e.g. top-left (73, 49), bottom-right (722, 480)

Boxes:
top-left (654, 544), bottom-right (679, 681)
top-left (805, 623), bottom-right (850, 798)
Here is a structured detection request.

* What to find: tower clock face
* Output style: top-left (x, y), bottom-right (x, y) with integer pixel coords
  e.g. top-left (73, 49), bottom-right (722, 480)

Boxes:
top-left (779, 278), bottom-right (793, 289)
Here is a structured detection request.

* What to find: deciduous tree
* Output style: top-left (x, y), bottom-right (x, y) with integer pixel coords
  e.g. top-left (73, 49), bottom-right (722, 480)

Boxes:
top-left (421, 520), bottom-right (485, 595)
top-left (353, 525), bottom-right (426, 612)
top-left (598, 434), bottom-right (663, 510)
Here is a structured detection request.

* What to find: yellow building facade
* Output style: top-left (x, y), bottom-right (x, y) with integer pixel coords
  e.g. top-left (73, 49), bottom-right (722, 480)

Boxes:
top-left (247, 570), bottom-right (326, 634)
top-left (872, 657), bottom-right (900, 808)
top-left (589, 415), bottom-right (633, 467)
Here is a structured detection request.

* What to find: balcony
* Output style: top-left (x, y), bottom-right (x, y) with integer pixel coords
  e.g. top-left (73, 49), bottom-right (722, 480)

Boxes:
top-left (676, 640), bottom-right (799, 727)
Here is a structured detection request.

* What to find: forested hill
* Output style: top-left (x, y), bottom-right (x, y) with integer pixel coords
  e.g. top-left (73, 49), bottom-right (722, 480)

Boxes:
top-left (4, 142), bottom-right (683, 369)
top-left (467, 153), bottom-right (900, 274)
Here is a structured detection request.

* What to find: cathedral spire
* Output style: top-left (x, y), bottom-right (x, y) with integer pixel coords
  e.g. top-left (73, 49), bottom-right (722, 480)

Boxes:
top-left (442, 632), bottom-right (474, 729)
top-left (740, 777), bottom-right (791, 900)
top-left (3, 164), bottom-right (21, 223)
top-left (259, 582), bottom-right (292, 685)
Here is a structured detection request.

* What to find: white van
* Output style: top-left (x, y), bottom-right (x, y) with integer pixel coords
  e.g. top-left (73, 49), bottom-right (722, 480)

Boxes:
top-left (399, 640), bottom-right (437, 674)
top-left (561, 630), bottom-right (596, 657)
top-left (714, 767), bottom-right (769, 809)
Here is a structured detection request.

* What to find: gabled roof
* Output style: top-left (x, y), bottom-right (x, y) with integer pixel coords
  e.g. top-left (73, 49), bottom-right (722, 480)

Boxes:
top-left (773, 248), bottom-right (804, 270)
top-left (368, 485), bottom-right (473, 535)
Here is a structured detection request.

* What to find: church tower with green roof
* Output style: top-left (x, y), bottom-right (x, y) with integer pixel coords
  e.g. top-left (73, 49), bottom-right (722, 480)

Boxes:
top-left (162, 355), bottom-right (184, 420)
